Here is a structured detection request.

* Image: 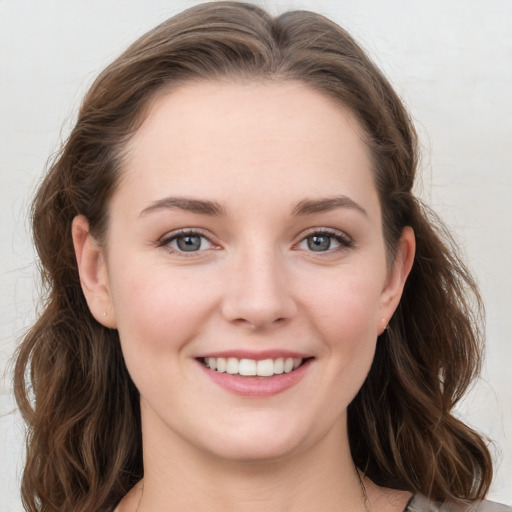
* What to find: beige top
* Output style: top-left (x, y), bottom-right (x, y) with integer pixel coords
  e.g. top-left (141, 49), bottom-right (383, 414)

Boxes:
top-left (406, 494), bottom-right (511, 512)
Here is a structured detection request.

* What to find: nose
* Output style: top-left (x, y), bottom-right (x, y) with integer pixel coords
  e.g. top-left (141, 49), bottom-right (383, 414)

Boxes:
top-left (221, 247), bottom-right (298, 330)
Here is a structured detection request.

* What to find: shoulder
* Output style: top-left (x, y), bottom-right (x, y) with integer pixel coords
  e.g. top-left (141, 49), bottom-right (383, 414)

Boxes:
top-left (407, 494), bottom-right (511, 512)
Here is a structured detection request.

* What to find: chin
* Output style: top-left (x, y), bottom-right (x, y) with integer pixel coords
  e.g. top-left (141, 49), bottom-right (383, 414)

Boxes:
top-left (208, 439), bottom-right (303, 464)
top-left (196, 417), bottom-right (317, 464)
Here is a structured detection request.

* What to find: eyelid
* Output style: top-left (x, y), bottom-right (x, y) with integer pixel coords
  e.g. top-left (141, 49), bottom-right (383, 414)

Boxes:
top-left (156, 226), bottom-right (353, 255)
top-left (157, 228), bottom-right (219, 254)
top-left (294, 227), bottom-right (354, 252)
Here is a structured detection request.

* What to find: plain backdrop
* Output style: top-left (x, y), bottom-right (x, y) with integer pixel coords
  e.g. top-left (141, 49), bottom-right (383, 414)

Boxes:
top-left (1, 1), bottom-right (511, 510)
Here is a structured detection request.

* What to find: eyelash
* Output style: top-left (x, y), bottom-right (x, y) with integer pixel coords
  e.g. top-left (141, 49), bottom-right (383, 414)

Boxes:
top-left (157, 228), bottom-right (353, 255)
top-left (295, 228), bottom-right (353, 255)
top-left (158, 229), bottom-right (216, 256)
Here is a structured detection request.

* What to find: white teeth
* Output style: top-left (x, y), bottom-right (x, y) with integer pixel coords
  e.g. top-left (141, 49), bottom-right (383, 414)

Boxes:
top-left (283, 358), bottom-right (294, 373)
top-left (239, 358), bottom-right (257, 376)
top-left (256, 359), bottom-right (274, 377)
top-left (226, 357), bottom-right (238, 374)
top-left (274, 357), bottom-right (284, 374)
top-left (216, 358), bottom-right (226, 372)
top-left (203, 356), bottom-right (304, 376)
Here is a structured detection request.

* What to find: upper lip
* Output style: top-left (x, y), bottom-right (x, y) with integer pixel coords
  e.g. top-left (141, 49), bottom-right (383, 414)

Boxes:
top-left (195, 350), bottom-right (313, 360)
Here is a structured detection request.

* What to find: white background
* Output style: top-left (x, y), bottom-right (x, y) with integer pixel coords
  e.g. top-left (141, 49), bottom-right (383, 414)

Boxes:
top-left (1, 1), bottom-right (511, 510)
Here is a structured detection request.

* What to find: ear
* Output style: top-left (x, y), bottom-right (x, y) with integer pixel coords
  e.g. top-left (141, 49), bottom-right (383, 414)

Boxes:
top-left (378, 226), bottom-right (415, 334)
top-left (72, 215), bottom-right (117, 328)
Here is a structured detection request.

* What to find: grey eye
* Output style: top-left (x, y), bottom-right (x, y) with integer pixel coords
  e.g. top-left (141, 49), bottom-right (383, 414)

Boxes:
top-left (306, 234), bottom-right (333, 252)
top-left (168, 233), bottom-right (212, 252)
top-left (176, 235), bottom-right (202, 251)
top-left (297, 230), bottom-right (351, 253)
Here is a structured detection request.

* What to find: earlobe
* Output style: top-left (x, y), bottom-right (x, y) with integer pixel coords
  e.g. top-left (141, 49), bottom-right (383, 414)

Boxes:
top-left (72, 215), bottom-right (117, 328)
top-left (378, 226), bottom-right (415, 334)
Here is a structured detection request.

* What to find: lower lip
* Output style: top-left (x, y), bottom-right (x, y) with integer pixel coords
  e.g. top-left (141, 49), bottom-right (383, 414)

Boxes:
top-left (198, 359), bottom-right (312, 398)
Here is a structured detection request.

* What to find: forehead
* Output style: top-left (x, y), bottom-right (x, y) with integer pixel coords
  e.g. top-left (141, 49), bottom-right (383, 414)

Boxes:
top-left (116, 80), bottom-right (378, 218)
top-left (130, 79), bottom-right (368, 157)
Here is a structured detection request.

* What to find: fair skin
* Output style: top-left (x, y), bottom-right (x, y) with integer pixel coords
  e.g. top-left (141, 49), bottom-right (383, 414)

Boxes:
top-left (73, 81), bottom-right (415, 512)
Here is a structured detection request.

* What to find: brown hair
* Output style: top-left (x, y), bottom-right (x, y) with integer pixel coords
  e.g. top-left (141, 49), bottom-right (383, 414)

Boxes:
top-left (14, 2), bottom-right (492, 511)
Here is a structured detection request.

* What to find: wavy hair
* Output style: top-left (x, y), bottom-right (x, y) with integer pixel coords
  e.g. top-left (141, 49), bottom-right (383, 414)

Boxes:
top-left (14, 2), bottom-right (492, 511)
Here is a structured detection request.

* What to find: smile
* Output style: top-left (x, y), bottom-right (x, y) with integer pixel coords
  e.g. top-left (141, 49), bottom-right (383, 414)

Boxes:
top-left (197, 352), bottom-right (313, 397)
top-left (202, 357), bottom-right (303, 376)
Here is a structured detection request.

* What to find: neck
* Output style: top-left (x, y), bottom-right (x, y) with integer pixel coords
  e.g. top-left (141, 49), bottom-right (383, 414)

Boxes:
top-left (135, 414), bottom-right (368, 512)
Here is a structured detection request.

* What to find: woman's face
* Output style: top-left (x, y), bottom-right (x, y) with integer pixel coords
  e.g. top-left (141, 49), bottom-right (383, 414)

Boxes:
top-left (76, 81), bottom-right (413, 463)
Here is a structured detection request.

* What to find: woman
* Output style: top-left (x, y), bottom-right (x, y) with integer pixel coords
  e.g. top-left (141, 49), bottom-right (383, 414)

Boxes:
top-left (13, 2), bottom-right (510, 511)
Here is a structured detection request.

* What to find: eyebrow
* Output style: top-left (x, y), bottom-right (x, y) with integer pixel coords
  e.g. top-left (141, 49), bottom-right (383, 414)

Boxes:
top-left (139, 194), bottom-right (367, 218)
top-left (139, 196), bottom-right (226, 217)
top-left (291, 195), bottom-right (368, 217)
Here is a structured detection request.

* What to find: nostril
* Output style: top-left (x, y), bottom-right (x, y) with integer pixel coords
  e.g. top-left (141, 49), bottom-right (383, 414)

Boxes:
top-left (231, 315), bottom-right (289, 330)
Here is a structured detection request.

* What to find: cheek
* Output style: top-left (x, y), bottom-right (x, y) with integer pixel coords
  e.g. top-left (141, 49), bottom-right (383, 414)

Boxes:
top-left (298, 265), bottom-right (385, 342)
top-left (107, 264), bottom-right (220, 406)
top-left (298, 265), bottom-right (384, 395)
top-left (109, 263), bottom-right (215, 356)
